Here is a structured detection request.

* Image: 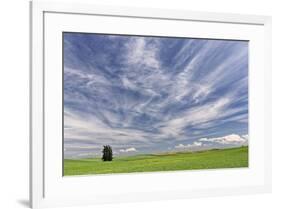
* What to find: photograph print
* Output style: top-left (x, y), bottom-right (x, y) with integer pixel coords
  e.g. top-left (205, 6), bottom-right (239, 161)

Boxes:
top-left (63, 32), bottom-right (248, 176)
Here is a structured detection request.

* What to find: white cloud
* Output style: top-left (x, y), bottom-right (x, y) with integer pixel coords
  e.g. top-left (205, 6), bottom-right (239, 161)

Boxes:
top-left (174, 133), bottom-right (248, 152)
top-left (175, 144), bottom-right (185, 149)
top-left (199, 134), bottom-right (247, 145)
top-left (175, 141), bottom-right (203, 149)
top-left (242, 134), bottom-right (248, 140)
top-left (119, 147), bottom-right (137, 153)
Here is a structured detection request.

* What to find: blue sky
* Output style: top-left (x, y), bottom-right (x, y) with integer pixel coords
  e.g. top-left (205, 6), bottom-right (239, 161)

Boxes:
top-left (63, 33), bottom-right (248, 159)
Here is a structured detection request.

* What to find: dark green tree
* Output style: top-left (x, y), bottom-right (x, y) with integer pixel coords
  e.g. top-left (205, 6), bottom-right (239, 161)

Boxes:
top-left (102, 145), bottom-right (113, 161)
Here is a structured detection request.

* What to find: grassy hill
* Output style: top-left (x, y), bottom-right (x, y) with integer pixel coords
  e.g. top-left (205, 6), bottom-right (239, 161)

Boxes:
top-left (64, 146), bottom-right (248, 176)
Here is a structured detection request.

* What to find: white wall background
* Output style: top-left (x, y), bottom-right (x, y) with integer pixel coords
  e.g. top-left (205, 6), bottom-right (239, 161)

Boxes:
top-left (0, 0), bottom-right (279, 208)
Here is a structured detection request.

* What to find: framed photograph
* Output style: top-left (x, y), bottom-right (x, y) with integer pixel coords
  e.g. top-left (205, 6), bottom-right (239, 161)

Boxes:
top-left (30, 1), bottom-right (272, 208)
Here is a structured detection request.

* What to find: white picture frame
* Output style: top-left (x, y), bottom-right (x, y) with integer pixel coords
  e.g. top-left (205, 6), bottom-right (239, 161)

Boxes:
top-left (30, 1), bottom-right (272, 208)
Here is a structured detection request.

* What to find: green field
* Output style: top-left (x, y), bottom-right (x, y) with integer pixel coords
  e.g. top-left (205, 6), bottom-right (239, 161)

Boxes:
top-left (64, 146), bottom-right (248, 176)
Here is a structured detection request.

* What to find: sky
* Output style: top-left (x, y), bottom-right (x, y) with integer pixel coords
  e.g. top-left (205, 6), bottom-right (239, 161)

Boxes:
top-left (63, 33), bottom-right (248, 159)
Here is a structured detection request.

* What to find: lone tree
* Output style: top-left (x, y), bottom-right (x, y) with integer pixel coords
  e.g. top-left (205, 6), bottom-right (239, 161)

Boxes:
top-left (102, 145), bottom-right (113, 161)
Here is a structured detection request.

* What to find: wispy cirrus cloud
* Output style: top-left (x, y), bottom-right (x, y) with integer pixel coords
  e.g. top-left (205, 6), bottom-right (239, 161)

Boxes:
top-left (64, 33), bottom-right (248, 158)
